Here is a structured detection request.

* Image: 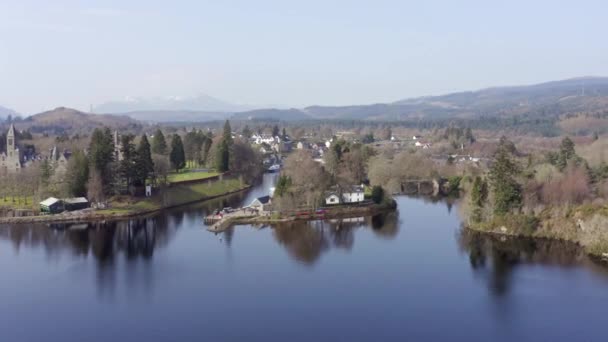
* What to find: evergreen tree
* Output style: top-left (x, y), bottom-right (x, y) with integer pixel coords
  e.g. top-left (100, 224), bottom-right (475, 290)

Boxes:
top-left (170, 134), bottom-right (186, 172)
top-left (272, 125), bottom-right (279, 137)
top-left (201, 136), bottom-right (213, 166)
top-left (223, 120), bottom-right (233, 146)
top-left (88, 127), bottom-right (115, 194)
top-left (557, 136), bottom-right (578, 170)
top-left (465, 127), bottom-right (475, 143)
top-left (65, 150), bottom-right (89, 197)
top-left (215, 139), bottom-right (230, 172)
top-left (242, 125), bottom-right (252, 138)
top-left (118, 134), bottom-right (137, 189)
top-left (40, 159), bottom-right (53, 188)
top-left (470, 176), bottom-right (488, 207)
top-left (371, 186), bottom-right (385, 204)
top-left (135, 134), bottom-right (154, 186)
top-left (152, 129), bottom-right (168, 155)
top-left (282, 127), bottom-right (287, 140)
top-left (489, 137), bottom-right (522, 215)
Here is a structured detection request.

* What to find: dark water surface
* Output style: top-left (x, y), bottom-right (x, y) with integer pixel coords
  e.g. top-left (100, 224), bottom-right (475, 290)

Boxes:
top-left (1, 174), bottom-right (608, 341)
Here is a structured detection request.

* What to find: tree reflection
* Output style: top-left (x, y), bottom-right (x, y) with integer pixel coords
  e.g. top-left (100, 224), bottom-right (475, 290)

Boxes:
top-left (457, 229), bottom-right (594, 297)
top-left (272, 215), bottom-right (401, 265)
top-left (370, 212), bottom-right (399, 239)
top-left (273, 221), bottom-right (329, 265)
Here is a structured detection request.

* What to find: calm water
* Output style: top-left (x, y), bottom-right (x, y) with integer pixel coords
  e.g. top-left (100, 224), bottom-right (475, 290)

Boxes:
top-left (1, 174), bottom-right (608, 342)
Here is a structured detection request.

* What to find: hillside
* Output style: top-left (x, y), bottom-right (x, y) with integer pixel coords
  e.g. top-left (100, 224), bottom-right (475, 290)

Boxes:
top-left (20, 107), bottom-right (141, 133)
top-left (228, 77), bottom-right (608, 135)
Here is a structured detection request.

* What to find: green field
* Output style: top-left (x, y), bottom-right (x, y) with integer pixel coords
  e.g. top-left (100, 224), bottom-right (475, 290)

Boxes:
top-left (103, 178), bottom-right (246, 215)
top-left (167, 171), bottom-right (220, 183)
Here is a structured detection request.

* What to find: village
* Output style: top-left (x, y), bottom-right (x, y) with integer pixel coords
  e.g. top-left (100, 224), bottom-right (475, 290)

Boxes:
top-left (0, 119), bottom-right (486, 224)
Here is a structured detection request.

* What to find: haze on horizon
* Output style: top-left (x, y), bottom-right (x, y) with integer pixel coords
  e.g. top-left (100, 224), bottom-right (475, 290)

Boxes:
top-left (1, 0), bottom-right (607, 115)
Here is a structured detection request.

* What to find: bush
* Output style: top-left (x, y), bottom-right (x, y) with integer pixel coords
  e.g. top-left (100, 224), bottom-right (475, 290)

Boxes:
top-left (371, 186), bottom-right (384, 204)
top-left (446, 176), bottom-right (462, 196)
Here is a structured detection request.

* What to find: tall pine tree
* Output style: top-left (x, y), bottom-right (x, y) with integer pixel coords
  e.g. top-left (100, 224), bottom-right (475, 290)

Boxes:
top-left (118, 134), bottom-right (137, 189)
top-left (135, 134), bottom-right (154, 186)
top-left (152, 128), bottom-right (168, 155)
top-left (489, 137), bottom-right (522, 215)
top-left (170, 134), bottom-right (186, 172)
top-left (88, 127), bottom-right (115, 194)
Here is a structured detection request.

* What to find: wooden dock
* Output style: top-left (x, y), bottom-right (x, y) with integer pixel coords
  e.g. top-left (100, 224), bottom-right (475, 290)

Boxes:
top-left (205, 208), bottom-right (259, 232)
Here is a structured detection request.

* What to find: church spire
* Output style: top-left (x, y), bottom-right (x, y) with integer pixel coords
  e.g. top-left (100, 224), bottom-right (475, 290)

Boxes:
top-left (7, 124), bottom-right (16, 155)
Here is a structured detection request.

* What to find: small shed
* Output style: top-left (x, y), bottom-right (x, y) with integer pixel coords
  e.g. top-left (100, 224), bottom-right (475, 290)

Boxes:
top-left (325, 192), bottom-right (341, 205)
top-left (40, 197), bottom-right (64, 214)
top-left (63, 197), bottom-right (89, 211)
top-left (249, 196), bottom-right (272, 211)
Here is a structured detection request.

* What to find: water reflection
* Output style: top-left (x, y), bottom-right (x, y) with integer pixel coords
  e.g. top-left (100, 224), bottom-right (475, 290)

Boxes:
top-left (0, 217), bottom-right (174, 262)
top-left (272, 213), bottom-right (399, 265)
top-left (457, 229), bottom-right (608, 296)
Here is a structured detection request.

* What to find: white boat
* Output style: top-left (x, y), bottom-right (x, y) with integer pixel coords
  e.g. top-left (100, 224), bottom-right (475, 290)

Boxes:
top-left (267, 164), bottom-right (281, 173)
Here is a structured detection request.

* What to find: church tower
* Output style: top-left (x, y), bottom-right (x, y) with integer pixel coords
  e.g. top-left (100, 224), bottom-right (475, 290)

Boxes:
top-left (7, 124), bottom-right (15, 158)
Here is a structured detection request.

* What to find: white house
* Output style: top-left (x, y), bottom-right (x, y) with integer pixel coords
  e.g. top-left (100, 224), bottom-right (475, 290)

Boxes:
top-left (342, 186), bottom-right (365, 203)
top-left (249, 196), bottom-right (272, 211)
top-left (415, 141), bottom-right (431, 149)
top-left (253, 134), bottom-right (278, 145)
top-left (325, 193), bottom-right (341, 205)
top-left (324, 186), bottom-right (365, 205)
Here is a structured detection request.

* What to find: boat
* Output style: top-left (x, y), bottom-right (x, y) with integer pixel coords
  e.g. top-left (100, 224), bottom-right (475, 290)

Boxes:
top-left (267, 164), bottom-right (281, 173)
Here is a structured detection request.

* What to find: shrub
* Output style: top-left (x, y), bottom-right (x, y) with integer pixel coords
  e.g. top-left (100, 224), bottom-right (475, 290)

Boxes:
top-left (371, 186), bottom-right (384, 204)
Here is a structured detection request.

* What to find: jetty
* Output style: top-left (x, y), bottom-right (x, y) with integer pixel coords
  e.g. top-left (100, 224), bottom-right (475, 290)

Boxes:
top-left (205, 207), bottom-right (261, 232)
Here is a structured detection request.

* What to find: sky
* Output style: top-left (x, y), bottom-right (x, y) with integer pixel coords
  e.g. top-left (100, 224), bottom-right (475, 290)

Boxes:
top-left (0, 0), bottom-right (607, 114)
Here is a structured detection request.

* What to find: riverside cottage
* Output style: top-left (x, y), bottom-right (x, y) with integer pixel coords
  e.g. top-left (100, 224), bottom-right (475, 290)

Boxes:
top-left (324, 186), bottom-right (365, 205)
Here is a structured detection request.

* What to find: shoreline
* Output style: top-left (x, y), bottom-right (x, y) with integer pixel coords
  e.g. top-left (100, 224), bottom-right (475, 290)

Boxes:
top-left (208, 200), bottom-right (397, 232)
top-left (0, 185), bottom-right (251, 225)
top-left (466, 218), bottom-right (608, 260)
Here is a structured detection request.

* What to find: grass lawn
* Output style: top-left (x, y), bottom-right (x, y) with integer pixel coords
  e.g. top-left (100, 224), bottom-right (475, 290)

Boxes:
top-left (167, 170), bottom-right (220, 183)
top-left (104, 178), bottom-right (247, 215)
top-left (163, 179), bottom-right (244, 206)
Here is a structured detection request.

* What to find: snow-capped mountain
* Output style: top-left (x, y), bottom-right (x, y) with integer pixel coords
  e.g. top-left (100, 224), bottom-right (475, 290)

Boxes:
top-left (93, 94), bottom-right (250, 114)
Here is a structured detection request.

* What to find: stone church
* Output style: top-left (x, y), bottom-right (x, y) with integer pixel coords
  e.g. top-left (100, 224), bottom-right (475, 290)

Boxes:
top-left (0, 124), bottom-right (21, 173)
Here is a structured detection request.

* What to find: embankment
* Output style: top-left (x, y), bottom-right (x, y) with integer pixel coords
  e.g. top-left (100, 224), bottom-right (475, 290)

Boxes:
top-left (0, 178), bottom-right (250, 225)
top-left (467, 205), bottom-right (608, 258)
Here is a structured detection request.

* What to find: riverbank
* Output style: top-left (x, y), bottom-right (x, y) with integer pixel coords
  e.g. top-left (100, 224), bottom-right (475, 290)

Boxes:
top-left (466, 204), bottom-right (608, 258)
top-left (0, 179), bottom-right (251, 224)
top-left (208, 199), bottom-right (397, 232)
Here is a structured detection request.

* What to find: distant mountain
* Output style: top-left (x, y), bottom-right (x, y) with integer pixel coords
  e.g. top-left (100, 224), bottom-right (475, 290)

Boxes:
top-left (94, 94), bottom-right (250, 114)
top-left (230, 77), bottom-right (608, 122)
top-left (392, 76), bottom-right (608, 119)
top-left (20, 107), bottom-right (141, 133)
top-left (122, 110), bottom-right (231, 123)
top-left (0, 105), bottom-right (19, 119)
top-left (231, 108), bottom-right (312, 121)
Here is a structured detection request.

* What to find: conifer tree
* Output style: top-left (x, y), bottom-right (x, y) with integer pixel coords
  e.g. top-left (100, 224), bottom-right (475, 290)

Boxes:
top-left (170, 134), bottom-right (186, 172)
top-left (152, 129), bottom-right (168, 155)
top-left (489, 137), bottom-right (522, 215)
top-left (135, 134), bottom-right (154, 186)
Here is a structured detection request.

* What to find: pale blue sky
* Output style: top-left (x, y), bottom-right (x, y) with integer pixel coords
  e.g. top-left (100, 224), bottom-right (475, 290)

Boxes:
top-left (0, 0), bottom-right (607, 114)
